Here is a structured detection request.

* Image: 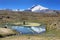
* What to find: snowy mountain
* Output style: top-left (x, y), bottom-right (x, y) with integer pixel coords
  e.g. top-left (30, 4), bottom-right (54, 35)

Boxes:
top-left (24, 5), bottom-right (49, 12)
top-left (24, 5), bottom-right (60, 14)
top-left (30, 5), bottom-right (48, 12)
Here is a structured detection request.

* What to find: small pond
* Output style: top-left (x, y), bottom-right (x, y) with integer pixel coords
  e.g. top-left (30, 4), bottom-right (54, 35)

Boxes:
top-left (11, 25), bottom-right (46, 34)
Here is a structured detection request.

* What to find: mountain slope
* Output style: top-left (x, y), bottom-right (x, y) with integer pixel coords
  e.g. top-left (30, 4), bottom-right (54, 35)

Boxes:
top-left (24, 5), bottom-right (60, 14)
top-left (30, 5), bottom-right (48, 12)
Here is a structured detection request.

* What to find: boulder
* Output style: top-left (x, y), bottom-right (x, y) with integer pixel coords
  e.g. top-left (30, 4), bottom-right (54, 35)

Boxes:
top-left (0, 28), bottom-right (17, 37)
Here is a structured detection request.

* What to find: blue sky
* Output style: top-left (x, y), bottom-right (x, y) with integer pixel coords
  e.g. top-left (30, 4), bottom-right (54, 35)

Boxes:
top-left (0, 0), bottom-right (60, 10)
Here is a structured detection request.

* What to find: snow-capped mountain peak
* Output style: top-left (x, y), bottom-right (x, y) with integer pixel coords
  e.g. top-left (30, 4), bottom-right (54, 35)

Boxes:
top-left (30, 5), bottom-right (48, 12)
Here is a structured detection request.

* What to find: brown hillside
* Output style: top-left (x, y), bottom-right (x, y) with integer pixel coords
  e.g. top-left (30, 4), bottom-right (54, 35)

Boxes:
top-left (0, 10), bottom-right (60, 31)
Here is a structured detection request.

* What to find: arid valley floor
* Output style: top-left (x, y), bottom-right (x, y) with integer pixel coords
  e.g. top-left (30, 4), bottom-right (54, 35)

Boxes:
top-left (0, 10), bottom-right (60, 40)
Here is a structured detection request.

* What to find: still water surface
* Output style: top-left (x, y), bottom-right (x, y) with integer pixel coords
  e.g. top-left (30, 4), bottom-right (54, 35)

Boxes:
top-left (11, 25), bottom-right (46, 34)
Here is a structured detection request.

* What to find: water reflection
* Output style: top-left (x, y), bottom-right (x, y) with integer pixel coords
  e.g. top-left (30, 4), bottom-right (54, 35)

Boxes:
top-left (12, 26), bottom-right (46, 34)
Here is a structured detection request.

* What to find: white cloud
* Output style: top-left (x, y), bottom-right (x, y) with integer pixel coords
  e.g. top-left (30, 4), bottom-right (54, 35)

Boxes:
top-left (20, 9), bottom-right (24, 11)
top-left (12, 9), bottom-right (24, 11)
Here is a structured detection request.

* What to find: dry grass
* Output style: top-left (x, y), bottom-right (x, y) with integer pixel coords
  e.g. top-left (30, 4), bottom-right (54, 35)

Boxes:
top-left (12, 22), bottom-right (41, 26)
top-left (0, 35), bottom-right (60, 40)
top-left (0, 10), bottom-right (60, 40)
top-left (24, 22), bottom-right (41, 26)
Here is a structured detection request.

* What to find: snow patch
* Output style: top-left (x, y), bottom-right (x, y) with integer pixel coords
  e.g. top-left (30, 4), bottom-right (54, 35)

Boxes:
top-left (31, 5), bottom-right (48, 12)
